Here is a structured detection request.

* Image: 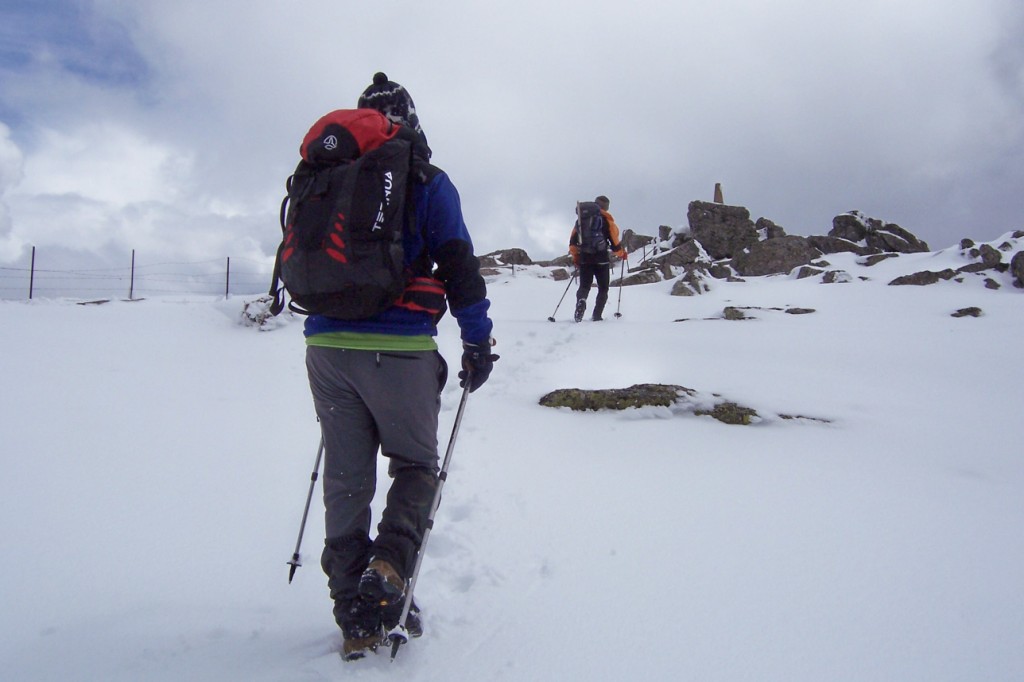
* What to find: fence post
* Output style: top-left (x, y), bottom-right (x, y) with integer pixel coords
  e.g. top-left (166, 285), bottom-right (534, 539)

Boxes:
top-left (225, 257), bottom-right (230, 298)
top-left (29, 246), bottom-right (36, 300)
top-left (129, 249), bottom-right (135, 300)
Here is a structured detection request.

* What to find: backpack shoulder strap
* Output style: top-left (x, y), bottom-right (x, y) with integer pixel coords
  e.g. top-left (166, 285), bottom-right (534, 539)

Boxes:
top-left (406, 161), bottom-right (443, 276)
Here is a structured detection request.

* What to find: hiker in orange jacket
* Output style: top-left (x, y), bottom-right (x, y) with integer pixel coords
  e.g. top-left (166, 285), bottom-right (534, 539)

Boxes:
top-left (569, 195), bottom-right (625, 321)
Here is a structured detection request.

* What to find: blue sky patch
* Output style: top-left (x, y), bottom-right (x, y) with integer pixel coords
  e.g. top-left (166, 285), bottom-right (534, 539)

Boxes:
top-left (0, 0), bottom-right (149, 89)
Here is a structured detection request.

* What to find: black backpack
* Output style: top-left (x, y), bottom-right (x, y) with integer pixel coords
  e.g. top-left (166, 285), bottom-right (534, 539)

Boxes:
top-left (576, 201), bottom-right (609, 254)
top-left (269, 109), bottom-right (419, 319)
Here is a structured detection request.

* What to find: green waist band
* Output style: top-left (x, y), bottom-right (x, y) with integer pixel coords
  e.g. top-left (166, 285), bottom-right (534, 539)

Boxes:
top-left (305, 331), bottom-right (438, 352)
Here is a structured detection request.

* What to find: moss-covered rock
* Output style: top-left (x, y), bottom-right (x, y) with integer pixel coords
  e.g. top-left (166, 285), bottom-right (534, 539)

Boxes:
top-left (695, 402), bottom-right (758, 425)
top-left (538, 384), bottom-right (768, 426)
top-left (538, 384), bottom-right (692, 411)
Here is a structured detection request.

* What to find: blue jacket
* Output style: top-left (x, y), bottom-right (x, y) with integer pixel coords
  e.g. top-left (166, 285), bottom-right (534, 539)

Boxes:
top-left (303, 167), bottom-right (493, 345)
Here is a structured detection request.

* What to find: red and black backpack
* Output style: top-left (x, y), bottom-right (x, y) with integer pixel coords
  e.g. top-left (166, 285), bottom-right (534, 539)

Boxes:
top-left (269, 109), bottom-right (444, 319)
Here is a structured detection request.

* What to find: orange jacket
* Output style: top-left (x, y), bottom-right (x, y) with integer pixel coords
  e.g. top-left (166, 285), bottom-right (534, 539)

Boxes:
top-left (570, 209), bottom-right (625, 264)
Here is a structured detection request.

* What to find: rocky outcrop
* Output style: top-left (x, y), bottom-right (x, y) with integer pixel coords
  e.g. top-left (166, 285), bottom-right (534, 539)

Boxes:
top-left (1012, 251), bottom-right (1024, 288)
top-left (674, 305), bottom-right (817, 321)
top-left (830, 211), bottom-right (930, 254)
top-left (695, 402), bottom-right (758, 425)
top-left (807, 235), bottom-right (870, 256)
top-left (822, 270), bottom-right (854, 284)
top-left (707, 263), bottom-right (739, 280)
top-left (618, 269), bottom-right (663, 286)
top-left (540, 384), bottom-right (686, 411)
top-left (677, 205), bottom-right (934, 283)
top-left (620, 228), bottom-right (655, 253)
top-left (542, 254), bottom-right (575, 268)
top-left (889, 269), bottom-right (957, 286)
top-left (755, 217), bottom-right (787, 240)
top-left (648, 240), bottom-right (704, 268)
top-left (538, 384), bottom-right (760, 425)
top-left (481, 248), bottom-right (532, 266)
top-left (669, 266), bottom-right (711, 296)
top-left (538, 383), bottom-right (830, 425)
top-left (860, 253), bottom-right (899, 266)
top-left (687, 201), bottom-right (759, 260)
top-left (977, 244), bottom-right (1003, 268)
top-left (551, 268), bottom-right (572, 281)
top-left (731, 235), bottom-right (822, 277)
top-left (480, 206), bottom-right (1021, 295)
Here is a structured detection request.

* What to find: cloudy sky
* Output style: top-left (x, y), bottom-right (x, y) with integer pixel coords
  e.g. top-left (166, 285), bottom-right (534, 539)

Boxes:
top-left (1, 0), bottom-right (1022, 282)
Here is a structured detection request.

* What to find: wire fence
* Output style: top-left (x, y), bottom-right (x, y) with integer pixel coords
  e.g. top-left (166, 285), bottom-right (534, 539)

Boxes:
top-left (1, 242), bottom-right (661, 302)
top-left (0, 247), bottom-right (273, 301)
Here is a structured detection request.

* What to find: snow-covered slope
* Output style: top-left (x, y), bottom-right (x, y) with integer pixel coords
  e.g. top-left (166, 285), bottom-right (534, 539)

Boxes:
top-left (2, 239), bottom-right (1022, 681)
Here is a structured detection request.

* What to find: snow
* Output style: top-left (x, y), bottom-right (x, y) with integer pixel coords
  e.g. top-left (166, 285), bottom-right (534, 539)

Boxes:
top-left (2, 237), bottom-right (1023, 681)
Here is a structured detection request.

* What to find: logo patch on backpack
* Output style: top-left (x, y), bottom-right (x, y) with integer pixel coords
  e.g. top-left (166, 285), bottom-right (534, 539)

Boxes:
top-left (269, 109), bottom-right (413, 319)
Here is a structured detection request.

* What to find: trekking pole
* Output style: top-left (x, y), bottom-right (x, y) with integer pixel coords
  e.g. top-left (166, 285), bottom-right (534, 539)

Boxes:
top-left (287, 436), bottom-right (325, 584)
top-left (387, 379), bottom-right (473, 660)
top-left (614, 253), bottom-right (627, 318)
top-left (549, 202), bottom-right (584, 322)
top-left (547, 273), bottom-right (577, 322)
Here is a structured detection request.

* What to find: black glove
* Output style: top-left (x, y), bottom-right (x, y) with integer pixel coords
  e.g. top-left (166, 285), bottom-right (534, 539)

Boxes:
top-left (459, 339), bottom-right (499, 393)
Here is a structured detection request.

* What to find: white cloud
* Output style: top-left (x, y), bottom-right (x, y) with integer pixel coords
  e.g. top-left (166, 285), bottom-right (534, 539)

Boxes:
top-left (17, 123), bottom-right (192, 206)
top-left (0, 123), bottom-right (25, 257)
top-left (0, 122), bottom-right (23, 190)
top-left (2, 0), bottom-right (1022, 277)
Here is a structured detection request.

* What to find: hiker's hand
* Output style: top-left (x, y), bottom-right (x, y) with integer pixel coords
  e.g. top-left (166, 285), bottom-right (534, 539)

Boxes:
top-left (459, 338), bottom-right (499, 392)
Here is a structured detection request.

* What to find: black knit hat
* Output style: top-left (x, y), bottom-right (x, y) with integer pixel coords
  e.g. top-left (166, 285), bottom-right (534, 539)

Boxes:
top-left (357, 72), bottom-right (427, 144)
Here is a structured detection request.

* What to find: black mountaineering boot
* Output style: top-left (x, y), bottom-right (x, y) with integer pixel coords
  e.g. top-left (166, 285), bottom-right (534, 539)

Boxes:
top-left (321, 534), bottom-right (383, 661)
top-left (574, 298), bottom-right (586, 323)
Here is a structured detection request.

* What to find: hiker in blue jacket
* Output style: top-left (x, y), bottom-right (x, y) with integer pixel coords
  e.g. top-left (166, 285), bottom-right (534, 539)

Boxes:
top-left (304, 73), bottom-right (497, 660)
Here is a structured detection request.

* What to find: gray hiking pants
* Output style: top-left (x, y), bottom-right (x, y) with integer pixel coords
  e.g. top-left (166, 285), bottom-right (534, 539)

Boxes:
top-left (306, 346), bottom-right (446, 586)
